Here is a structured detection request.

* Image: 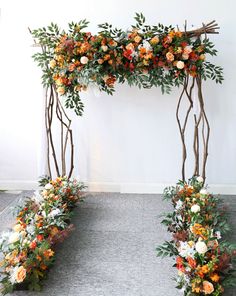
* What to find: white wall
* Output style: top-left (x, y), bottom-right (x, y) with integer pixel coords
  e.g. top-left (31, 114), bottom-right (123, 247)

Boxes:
top-left (0, 0), bottom-right (236, 193)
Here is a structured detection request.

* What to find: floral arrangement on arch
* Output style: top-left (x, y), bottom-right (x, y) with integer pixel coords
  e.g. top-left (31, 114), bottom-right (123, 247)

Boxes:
top-left (0, 177), bottom-right (85, 294)
top-left (31, 13), bottom-right (223, 116)
top-left (157, 177), bottom-right (236, 295)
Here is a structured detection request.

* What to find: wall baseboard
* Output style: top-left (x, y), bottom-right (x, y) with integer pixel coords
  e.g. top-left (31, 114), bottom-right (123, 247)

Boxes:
top-left (1, 180), bottom-right (236, 195)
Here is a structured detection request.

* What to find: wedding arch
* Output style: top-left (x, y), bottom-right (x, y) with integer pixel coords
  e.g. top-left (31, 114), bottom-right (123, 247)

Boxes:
top-left (29, 13), bottom-right (223, 183)
top-left (1, 14), bottom-right (235, 296)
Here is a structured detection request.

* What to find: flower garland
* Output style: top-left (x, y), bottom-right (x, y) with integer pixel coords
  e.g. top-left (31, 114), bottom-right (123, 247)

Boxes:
top-left (0, 177), bottom-right (85, 294)
top-left (31, 13), bottom-right (223, 116)
top-left (157, 177), bottom-right (236, 295)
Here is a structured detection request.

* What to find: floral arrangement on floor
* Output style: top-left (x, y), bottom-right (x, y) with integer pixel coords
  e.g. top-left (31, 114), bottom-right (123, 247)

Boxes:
top-left (156, 177), bottom-right (236, 295)
top-left (0, 177), bottom-right (85, 294)
top-left (31, 13), bottom-right (223, 116)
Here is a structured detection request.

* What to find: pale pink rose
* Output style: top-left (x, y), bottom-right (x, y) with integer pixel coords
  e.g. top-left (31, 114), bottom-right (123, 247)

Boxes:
top-left (101, 45), bottom-right (108, 52)
top-left (80, 56), bottom-right (89, 64)
top-left (184, 46), bottom-right (192, 54)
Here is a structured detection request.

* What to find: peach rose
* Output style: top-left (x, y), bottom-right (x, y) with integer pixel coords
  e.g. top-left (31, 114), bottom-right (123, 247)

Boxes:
top-left (150, 36), bottom-right (159, 45)
top-left (182, 53), bottom-right (189, 60)
top-left (202, 281), bottom-right (214, 294)
top-left (134, 35), bottom-right (142, 43)
top-left (57, 86), bottom-right (65, 95)
top-left (15, 266), bottom-right (27, 283)
top-left (200, 54), bottom-right (206, 61)
top-left (126, 43), bottom-right (135, 51)
top-left (101, 45), bottom-right (108, 52)
top-left (13, 224), bottom-right (23, 232)
top-left (49, 59), bottom-right (57, 68)
top-left (166, 52), bottom-right (174, 62)
top-left (176, 61), bottom-right (185, 69)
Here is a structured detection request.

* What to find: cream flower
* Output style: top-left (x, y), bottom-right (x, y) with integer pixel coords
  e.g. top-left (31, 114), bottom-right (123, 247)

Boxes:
top-left (13, 224), bottom-right (23, 232)
top-left (191, 204), bottom-right (200, 213)
top-left (101, 45), bottom-right (108, 52)
top-left (200, 188), bottom-right (208, 195)
top-left (57, 86), bottom-right (65, 96)
top-left (176, 61), bottom-right (185, 69)
top-left (134, 35), bottom-right (142, 43)
top-left (80, 56), bottom-right (89, 64)
top-left (45, 183), bottom-right (53, 190)
top-left (196, 176), bottom-right (204, 183)
top-left (196, 240), bottom-right (208, 254)
top-left (48, 208), bottom-right (61, 218)
top-left (8, 232), bottom-right (20, 244)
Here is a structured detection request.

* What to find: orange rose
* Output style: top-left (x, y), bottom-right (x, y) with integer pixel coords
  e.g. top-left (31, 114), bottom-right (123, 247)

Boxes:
top-left (126, 43), bottom-right (135, 51)
top-left (201, 264), bottom-right (209, 274)
top-left (15, 266), bottom-right (27, 283)
top-left (210, 273), bottom-right (220, 282)
top-left (202, 281), bottom-right (214, 294)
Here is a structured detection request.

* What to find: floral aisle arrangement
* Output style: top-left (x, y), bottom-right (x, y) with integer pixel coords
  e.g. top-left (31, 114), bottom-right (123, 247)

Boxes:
top-left (156, 177), bottom-right (236, 295)
top-left (0, 177), bottom-right (85, 294)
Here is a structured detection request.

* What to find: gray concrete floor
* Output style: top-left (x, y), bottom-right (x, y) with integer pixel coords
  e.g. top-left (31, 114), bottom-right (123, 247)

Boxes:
top-left (0, 192), bottom-right (235, 296)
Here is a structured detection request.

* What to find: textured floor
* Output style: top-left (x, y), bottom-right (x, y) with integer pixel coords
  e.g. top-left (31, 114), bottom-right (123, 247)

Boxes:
top-left (0, 192), bottom-right (235, 296)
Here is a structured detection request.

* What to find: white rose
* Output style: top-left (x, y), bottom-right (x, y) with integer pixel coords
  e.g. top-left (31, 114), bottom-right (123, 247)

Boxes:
top-left (45, 183), bottom-right (53, 190)
top-left (80, 56), bottom-right (89, 64)
top-left (215, 231), bottom-right (221, 239)
top-left (200, 188), bottom-right (208, 195)
top-left (48, 208), bottom-right (61, 218)
top-left (191, 204), bottom-right (200, 213)
top-left (196, 241), bottom-right (208, 254)
top-left (9, 232), bottom-right (20, 244)
top-left (196, 176), bottom-right (204, 183)
top-left (176, 61), bottom-right (185, 69)
top-left (101, 45), bottom-right (108, 52)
